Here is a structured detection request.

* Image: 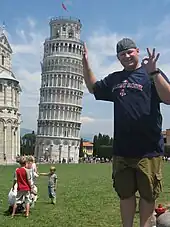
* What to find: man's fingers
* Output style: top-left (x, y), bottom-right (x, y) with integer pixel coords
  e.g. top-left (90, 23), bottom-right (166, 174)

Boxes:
top-left (154, 53), bottom-right (160, 62)
top-left (147, 48), bottom-right (158, 60)
top-left (83, 42), bottom-right (87, 52)
top-left (83, 42), bottom-right (88, 60)
top-left (146, 48), bottom-right (152, 58)
top-left (141, 57), bottom-right (149, 65)
top-left (152, 48), bottom-right (156, 58)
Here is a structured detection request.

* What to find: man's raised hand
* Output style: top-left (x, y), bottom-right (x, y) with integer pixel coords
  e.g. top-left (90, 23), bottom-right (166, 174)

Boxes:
top-left (141, 48), bottom-right (160, 74)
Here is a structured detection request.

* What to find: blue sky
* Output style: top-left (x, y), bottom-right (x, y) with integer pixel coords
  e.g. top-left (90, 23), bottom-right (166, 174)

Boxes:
top-left (1, 0), bottom-right (170, 138)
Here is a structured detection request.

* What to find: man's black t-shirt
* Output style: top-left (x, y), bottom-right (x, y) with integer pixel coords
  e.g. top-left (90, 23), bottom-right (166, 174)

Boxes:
top-left (93, 66), bottom-right (169, 158)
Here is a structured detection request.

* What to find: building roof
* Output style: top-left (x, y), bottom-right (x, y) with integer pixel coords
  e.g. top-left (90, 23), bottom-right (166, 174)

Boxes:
top-left (0, 70), bottom-right (18, 82)
top-left (167, 129), bottom-right (170, 136)
top-left (162, 131), bottom-right (166, 136)
top-left (50, 16), bottom-right (81, 27)
top-left (0, 33), bottom-right (12, 53)
top-left (83, 141), bottom-right (93, 147)
top-left (162, 129), bottom-right (170, 136)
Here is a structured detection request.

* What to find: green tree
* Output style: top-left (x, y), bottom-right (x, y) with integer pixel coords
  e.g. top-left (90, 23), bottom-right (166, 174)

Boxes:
top-left (102, 135), bottom-right (110, 145)
top-left (98, 145), bottom-right (113, 159)
top-left (96, 133), bottom-right (102, 156)
top-left (93, 135), bottom-right (98, 156)
top-left (92, 133), bottom-right (114, 158)
top-left (110, 137), bottom-right (113, 146)
top-left (21, 131), bottom-right (36, 155)
top-left (164, 144), bottom-right (170, 157)
top-left (79, 138), bottom-right (84, 157)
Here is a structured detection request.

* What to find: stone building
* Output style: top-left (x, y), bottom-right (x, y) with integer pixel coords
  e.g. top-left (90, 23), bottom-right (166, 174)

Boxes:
top-left (163, 129), bottom-right (170, 146)
top-left (0, 27), bottom-right (21, 164)
top-left (35, 17), bottom-right (84, 163)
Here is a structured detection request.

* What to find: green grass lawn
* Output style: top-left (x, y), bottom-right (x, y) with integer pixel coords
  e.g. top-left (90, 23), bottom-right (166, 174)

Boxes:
top-left (0, 163), bottom-right (170, 227)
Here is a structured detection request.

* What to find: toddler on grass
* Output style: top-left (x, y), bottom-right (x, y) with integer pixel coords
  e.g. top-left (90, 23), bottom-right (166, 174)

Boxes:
top-left (39, 166), bottom-right (58, 204)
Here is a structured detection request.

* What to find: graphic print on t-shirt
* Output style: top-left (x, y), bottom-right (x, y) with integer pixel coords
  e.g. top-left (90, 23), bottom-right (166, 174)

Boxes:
top-left (112, 79), bottom-right (143, 97)
top-left (93, 66), bottom-right (170, 158)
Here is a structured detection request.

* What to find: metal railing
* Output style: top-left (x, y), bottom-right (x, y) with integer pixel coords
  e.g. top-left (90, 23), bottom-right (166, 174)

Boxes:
top-left (45, 36), bottom-right (84, 44)
top-left (50, 16), bottom-right (81, 25)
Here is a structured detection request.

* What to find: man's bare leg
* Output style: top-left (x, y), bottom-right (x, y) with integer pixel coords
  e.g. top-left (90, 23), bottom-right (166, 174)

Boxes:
top-left (139, 198), bottom-right (155, 227)
top-left (120, 195), bottom-right (136, 227)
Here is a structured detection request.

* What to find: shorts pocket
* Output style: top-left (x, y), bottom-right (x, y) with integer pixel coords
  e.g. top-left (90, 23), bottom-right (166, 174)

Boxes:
top-left (153, 173), bottom-right (162, 199)
top-left (155, 173), bottom-right (162, 181)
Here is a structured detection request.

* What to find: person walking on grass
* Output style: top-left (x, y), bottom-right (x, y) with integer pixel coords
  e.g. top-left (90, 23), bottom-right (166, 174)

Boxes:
top-left (82, 38), bottom-right (170, 227)
top-left (39, 166), bottom-right (58, 204)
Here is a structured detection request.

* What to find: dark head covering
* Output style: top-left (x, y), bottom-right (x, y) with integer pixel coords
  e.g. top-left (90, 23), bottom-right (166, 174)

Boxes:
top-left (116, 38), bottom-right (137, 54)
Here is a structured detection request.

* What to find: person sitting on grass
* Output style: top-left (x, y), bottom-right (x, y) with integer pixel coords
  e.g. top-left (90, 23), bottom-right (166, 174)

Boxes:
top-left (39, 166), bottom-right (58, 205)
top-left (11, 156), bottom-right (33, 218)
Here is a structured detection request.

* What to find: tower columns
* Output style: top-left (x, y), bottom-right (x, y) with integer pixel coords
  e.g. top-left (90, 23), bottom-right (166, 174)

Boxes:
top-left (36, 17), bottom-right (84, 163)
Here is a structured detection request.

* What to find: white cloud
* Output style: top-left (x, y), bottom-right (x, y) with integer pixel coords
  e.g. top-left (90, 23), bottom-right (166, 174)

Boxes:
top-left (80, 116), bottom-right (95, 123)
top-left (27, 17), bottom-right (36, 28)
top-left (155, 15), bottom-right (170, 43)
top-left (80, 118), bottom-right (113, 138)
top-left (16, 69), bottom-right (40, 103)
top-left (6, 18), bottom-right (46, 130)
top-left (86, 32), bottom-right (123, 80)
top-left (88, 32), bottom-right (122, 57)
top-left (11, 34), bottom-right (44, 56)
top-left (15, 29), bottom-right (27, 42)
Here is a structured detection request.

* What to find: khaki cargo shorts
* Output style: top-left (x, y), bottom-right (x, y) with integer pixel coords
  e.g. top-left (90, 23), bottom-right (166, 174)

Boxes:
top-left (112, 156), bottom-right (163, 202)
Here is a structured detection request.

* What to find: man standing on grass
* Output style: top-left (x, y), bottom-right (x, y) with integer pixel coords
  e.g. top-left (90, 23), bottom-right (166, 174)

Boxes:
top-left (82, 38), bottom-right (170, 227)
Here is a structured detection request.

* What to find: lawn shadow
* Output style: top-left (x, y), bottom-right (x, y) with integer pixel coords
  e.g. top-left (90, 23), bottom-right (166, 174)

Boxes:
top-left (3, 205), bottom-right (25, 217)
top-left (36, 200), bottom-right (54, 207)
top-left (3, 209), bottom-right (11, 216)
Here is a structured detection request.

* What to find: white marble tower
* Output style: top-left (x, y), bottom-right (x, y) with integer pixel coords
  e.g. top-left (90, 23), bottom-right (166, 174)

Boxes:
top-left (0, 26), bottom-right (21, 164)
top-left (35, 17), bottom-right (84, 163)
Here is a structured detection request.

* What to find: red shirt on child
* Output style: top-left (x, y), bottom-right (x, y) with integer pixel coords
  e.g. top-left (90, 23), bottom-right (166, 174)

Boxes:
top-left (15, 167), bottom-right (31, 191)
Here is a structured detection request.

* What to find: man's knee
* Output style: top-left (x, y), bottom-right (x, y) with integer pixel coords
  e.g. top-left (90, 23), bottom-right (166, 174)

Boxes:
top-left (114, 168), bottom-right (137, 199)
top-left (137, 157), bottom-right (163, 202)
top-left (139, 176), bottom-right (162, 203)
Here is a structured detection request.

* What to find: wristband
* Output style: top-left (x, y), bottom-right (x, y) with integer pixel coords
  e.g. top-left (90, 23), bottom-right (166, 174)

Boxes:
top-left (149, 70), bottom-right (159, 76)
top-left (149, 70), bottom-right (159, 81)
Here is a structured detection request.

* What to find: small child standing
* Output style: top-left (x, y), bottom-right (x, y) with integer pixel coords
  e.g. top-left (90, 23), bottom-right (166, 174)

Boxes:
top-left (11, 156), bottom-right (33, 218)
top-left (39, 166), bottom-right (57, 204)
top-left (26, 156), bottom-right (38, 206)
top-left (26, 156), bottom-right (39, 185)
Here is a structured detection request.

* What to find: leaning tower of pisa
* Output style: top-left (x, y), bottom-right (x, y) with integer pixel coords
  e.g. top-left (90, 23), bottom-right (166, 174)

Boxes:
top-left (35, 17), bottom-right (84, 163)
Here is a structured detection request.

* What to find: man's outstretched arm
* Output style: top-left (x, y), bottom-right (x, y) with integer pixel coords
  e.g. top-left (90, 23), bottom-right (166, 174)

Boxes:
top-left (82, 43), bottom-right (97, 94)
top-left (153, 73), bottom-right (170, 104)
top-left (142, 48), bottom-right (170, 104)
